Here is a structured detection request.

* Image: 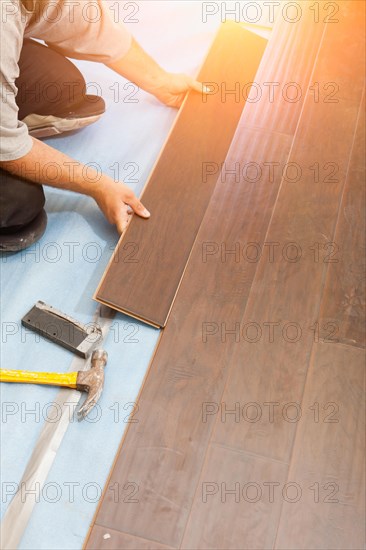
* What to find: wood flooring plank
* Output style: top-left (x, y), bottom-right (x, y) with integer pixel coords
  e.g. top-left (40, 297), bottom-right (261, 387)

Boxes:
top-left (95, 23), bottom-right (268, 328)
top-left (181, 445), bottom-right (288, 550)
top-left (86, 11), bottom-right (328, 549)
top-left (242, 2), bottom-right (326, 135)
top-left (274, 343), bottom-right (365, 550)
top-left (308, 1), bottom-right (365, 102)
top-left (86, 525), bottom-right (174, 550)
top-left (318, 93), bottom-right (365, 348)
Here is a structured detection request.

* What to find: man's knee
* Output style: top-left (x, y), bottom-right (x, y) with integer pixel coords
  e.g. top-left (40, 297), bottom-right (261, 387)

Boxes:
top-left (0, 169), bottom-right (45, 231)
top-left (16, 39), bottom-right (87, 119)
top-left (0, 169), bottom-right (47, 251)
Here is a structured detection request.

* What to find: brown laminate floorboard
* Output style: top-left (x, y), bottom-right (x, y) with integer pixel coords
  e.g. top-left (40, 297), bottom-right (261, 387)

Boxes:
top-left (95, 23), bottom-right (267, 328)
top-left (274, 343), bottom-right (365, 550)
top-left (318, 93), bottom-right (365, 348)
top-left (182, 445), bottom-right (289, 550)
top-left (242, 2), bottom-right (326, 136)
top-left (85, 9), bottom-right (328, 549)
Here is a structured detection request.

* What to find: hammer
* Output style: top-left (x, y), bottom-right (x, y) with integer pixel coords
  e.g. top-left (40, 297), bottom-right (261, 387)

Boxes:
top-left (0, 349), bottom-right (108, 419)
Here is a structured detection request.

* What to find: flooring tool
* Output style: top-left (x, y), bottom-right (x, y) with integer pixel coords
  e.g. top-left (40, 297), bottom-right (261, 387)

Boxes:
top-left (0, 349), bottom-right (108, 419)
top-left (22, 301), bottom-right (103, 358)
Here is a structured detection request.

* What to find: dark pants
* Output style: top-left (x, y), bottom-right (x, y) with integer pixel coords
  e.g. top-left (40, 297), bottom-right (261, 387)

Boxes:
top-left (0, 39), bottom-right (87, 232)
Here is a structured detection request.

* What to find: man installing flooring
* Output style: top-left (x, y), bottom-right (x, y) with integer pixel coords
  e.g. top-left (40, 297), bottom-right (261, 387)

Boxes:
top-left (0, 0), bottom-right (205, 250)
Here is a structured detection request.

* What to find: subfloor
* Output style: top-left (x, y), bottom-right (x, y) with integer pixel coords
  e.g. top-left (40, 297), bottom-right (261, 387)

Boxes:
top-left (1, 2), bottom-right (365, 550)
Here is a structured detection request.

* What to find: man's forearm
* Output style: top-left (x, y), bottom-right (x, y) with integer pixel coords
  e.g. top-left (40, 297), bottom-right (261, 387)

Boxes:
top-left (0, 137), bottom-right (149, 233)
top-left (0, 137), bottom-right (107, 198)
top-left (106, 37), bottom-right (168, 93)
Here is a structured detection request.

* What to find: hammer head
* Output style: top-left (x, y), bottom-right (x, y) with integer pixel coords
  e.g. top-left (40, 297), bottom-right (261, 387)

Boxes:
top-left (76, 349), bottom-right (108, 419)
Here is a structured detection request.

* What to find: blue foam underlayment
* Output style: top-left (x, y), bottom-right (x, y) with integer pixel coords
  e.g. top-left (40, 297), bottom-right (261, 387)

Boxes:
top-left (0, 3), bottom-right (220, 547)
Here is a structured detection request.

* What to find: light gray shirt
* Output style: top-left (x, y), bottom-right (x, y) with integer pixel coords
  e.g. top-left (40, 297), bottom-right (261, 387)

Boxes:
top-left (0, 0), bottom-right (132, 161)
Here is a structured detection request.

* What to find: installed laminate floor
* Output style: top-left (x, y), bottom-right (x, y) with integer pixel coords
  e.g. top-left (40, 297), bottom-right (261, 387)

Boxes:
top-left (86, 2), bottom-right (365, 549)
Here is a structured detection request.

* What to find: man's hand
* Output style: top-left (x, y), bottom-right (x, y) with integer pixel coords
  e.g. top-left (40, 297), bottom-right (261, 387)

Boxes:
top-left (92, 181), bottom-right (150, 234)
top-left (150, 72), bottom-right (209, 108)
top-left (107, 39), bottom-right (209, 109)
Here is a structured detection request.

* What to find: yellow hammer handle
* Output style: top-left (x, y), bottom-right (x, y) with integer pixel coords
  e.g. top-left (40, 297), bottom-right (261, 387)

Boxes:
top-left (0, 369), bottom-right (78, 388)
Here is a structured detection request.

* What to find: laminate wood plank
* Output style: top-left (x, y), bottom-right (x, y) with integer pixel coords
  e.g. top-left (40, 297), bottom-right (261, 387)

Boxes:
top-left (308, 1), bottom-right (365, 102)
top-left (242, 2), bottom-right (326, 135)
top-left (86, 11), bottom-right (327, 548)
top-left (274, 343), bottom-right (365, 550)
top-left (181, 444), bottom-right (288, 550)
top-left (95, 23), bottom-right (268, 328)
top-left (86, 525), bottom-right (174, 550)
top-left (318, 93), bottom-right (365, 348)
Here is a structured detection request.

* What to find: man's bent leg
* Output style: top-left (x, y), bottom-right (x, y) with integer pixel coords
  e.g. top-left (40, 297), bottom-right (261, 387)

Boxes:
top-left (16, 39), bottom-right (105, 138)
top-left (0, 170), bottom-right (47, 252)
top-left (0, 40), bottom-right (105, 251)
